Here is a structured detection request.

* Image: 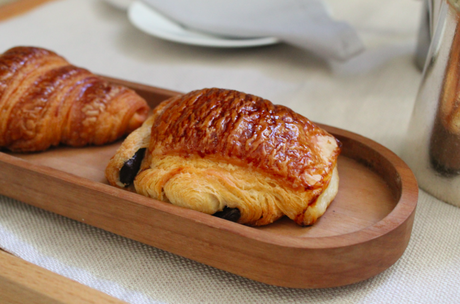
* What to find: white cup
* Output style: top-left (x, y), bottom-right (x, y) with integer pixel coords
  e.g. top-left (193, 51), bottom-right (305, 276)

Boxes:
top-left (140, 0), bottom-right (364, 60)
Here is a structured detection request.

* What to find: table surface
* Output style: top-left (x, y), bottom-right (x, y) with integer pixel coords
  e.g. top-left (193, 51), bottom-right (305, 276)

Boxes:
top-left (1, 0), bottom-right (460, 303)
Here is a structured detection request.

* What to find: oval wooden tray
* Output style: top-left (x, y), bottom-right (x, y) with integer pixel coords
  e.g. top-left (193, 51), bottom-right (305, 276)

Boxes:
top-left (0, 77), bottom-right (418, 289)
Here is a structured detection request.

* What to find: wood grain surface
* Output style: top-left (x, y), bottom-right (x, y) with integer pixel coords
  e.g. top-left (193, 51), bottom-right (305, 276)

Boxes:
top-left (0, 0), bottom-right (55, 22)
top-left (0, 250), bottom-right (127, 304)
top-left (0, 77), bottom-right (419, 289)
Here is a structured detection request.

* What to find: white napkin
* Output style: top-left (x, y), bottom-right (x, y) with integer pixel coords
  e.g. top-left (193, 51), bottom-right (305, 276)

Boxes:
top-left (141, 0), bottom-right (364, 61)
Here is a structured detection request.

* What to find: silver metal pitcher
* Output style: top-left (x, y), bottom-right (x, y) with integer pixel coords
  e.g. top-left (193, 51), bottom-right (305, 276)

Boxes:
top-left (403, 0), bottom-right (460, 206)
top-left (415, 0), bottom-right (443, 70)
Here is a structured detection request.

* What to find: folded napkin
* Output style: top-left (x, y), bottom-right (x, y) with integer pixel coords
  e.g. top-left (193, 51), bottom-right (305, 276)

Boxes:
top-left (141, 0), bottom-right (364, 61)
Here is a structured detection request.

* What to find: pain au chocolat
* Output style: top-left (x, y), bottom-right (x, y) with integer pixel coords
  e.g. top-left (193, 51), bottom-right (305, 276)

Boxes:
top-left (106, 88), bottom-right (341, 226)
top-left (0, 46), bottom-right (149, 152)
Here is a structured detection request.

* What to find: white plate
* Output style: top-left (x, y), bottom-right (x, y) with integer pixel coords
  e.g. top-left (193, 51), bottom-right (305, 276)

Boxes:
top-left (127, 1), bottom-right (279, 48)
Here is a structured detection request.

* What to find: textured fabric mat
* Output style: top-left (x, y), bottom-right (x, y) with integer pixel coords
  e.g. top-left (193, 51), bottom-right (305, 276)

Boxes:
top-left (2, 191), bottom-right (460, 303)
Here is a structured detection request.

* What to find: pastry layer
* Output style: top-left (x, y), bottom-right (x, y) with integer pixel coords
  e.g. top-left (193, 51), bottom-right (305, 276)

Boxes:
top-left (0, 46), bottom-right (150, 152)
top-left (134, 154), bottom-right (338, 226)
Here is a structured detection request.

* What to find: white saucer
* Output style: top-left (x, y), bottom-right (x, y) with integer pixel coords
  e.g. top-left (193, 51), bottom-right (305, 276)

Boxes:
top-left (127, 1), bottom-right (279, 48)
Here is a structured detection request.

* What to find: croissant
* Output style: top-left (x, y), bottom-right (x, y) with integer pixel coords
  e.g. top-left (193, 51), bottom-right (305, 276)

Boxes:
top-left (106, 88), bottom-right (341, 226)
top-left (0, 46), bottom-right (149, 152)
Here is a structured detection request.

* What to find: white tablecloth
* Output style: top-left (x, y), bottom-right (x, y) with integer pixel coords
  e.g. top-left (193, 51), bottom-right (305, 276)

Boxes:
top-left (1, 0), bottom-right (460, 303)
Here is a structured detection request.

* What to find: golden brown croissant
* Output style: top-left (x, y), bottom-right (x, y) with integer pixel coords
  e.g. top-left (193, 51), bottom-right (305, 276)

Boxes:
top-left (106, 88), bottom-right (341, 226)
top-left (0, 46), bottom-right (149, 152)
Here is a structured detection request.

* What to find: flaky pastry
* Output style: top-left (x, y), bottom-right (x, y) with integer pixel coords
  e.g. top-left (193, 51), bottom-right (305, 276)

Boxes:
top-left (106, 88), bottom-right (341, 226)
top-left (0, 46), bottom-right (149, 152)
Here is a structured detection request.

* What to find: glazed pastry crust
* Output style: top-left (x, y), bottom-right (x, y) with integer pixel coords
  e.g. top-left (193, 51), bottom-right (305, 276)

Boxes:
top-left (106, 88), bottom-right (341, 226)
top-left (148, 88), bottom-right (340, 191)
top-left (0, 46), bottom-right (149, 152)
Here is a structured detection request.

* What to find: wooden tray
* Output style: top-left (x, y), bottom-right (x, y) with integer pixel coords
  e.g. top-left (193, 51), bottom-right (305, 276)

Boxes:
top-left (0, 77), bottom-right (418, 289)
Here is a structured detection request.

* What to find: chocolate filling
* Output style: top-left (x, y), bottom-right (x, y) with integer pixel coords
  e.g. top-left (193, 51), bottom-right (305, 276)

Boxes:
top-left (213, 207), bottom-right (241, 223)
top-left (119, 148), bottom-right (146, 186)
